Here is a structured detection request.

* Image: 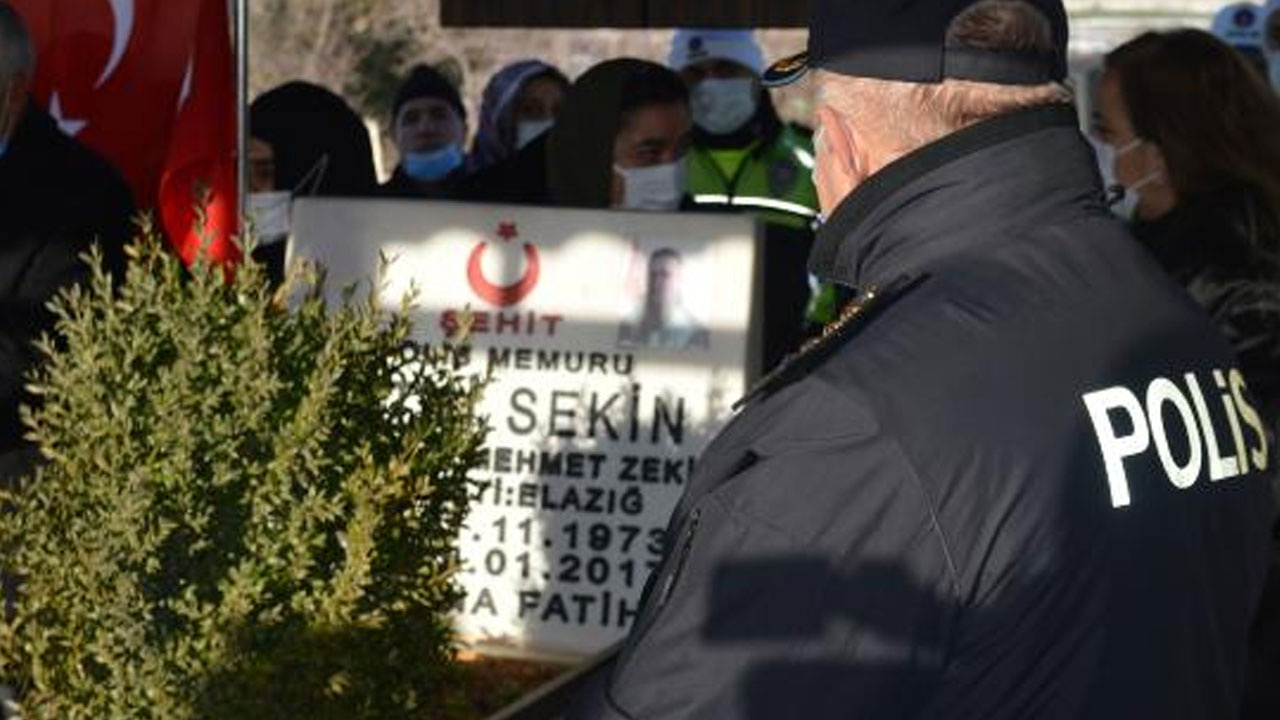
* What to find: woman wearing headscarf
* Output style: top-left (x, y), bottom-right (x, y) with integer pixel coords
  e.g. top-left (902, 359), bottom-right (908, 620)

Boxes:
top-left (249, 81), bottom-right (379, 282)
top-left (469, 60), bottom-right (570, 173)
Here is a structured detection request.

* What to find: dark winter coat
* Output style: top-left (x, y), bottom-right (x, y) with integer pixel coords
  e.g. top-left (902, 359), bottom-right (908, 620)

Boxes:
top-left (0, 101), bottom-right (133, 482)
top-left (378, 165), bottom-right (467, 201)
top-left (1130, 189), bottom-right (1280, 428)
top-left (569, 105), bottom-right (1275, 719)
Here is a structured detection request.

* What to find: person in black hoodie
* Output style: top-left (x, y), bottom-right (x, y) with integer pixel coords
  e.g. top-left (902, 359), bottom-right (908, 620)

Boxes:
top-left (457, 58), bottom-right (691, 212)
top-left (1094, 29), bottom-right (1280, 720)
top-left (0, 3), bottom-right (133, 484)
top-left (249, 81), bottom-right (379, 282)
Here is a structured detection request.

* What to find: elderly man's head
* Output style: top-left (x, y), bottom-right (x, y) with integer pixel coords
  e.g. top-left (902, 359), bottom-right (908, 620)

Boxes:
top-left (811, 0), bottom-right (1072, 213)
top-left (0, 2), bottom-right (33, 147)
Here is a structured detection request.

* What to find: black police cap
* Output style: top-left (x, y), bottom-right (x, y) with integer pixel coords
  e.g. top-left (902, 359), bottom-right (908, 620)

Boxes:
top-left (763, 0), bottom-right (1069, 87)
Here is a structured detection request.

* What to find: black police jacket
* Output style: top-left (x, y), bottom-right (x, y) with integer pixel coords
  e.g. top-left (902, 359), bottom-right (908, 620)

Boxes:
top-left (569, 105), bottom-right (1276, 719)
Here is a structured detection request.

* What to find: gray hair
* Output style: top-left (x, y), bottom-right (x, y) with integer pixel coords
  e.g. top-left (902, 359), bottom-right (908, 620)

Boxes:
top-left (0, 3), bottom-right (34, 80)
top-left (817, 0), bottom-right (1072, 159)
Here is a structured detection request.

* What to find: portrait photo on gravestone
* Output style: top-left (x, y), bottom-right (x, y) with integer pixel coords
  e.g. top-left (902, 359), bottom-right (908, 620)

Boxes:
top-left (617, 245), bottom-right (712, 352)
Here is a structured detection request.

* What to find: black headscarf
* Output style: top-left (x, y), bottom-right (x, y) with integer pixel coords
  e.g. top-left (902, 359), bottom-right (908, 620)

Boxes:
top-left (249, 82), bottom-right (378, 198)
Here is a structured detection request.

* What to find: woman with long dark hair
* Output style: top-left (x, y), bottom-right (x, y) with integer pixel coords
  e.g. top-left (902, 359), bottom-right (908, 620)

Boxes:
top-left (1095, 29), bottom-right (1280, 720)
top-left (1096, 29), bottom-right (1280, 425)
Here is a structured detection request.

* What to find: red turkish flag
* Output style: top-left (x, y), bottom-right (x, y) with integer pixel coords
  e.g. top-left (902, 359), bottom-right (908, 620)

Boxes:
top-left (10, 0), bottom-right (239, 267)
top-left (156, 0), bottom-right (239, 267)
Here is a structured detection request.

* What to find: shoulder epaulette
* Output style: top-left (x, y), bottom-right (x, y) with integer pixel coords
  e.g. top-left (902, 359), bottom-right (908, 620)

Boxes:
top-left (733, 273), bottom-right (923, 411)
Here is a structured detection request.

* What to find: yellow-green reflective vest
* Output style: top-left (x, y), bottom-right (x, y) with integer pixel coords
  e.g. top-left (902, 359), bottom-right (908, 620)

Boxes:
top-left (685, 124), bottom-right (819, 231)
top-left (686, 126), bottom-right (842, 325)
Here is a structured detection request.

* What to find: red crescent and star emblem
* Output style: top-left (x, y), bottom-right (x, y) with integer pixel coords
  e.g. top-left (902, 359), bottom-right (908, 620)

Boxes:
top-left (467, 222), bottom-right (541, 307)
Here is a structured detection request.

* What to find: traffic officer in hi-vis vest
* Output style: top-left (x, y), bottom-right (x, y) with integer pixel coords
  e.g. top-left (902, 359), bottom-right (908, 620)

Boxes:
top-left (668, 29), bottom-right (825, 372)
top-left (571, 1), bottom-right (1276, 718)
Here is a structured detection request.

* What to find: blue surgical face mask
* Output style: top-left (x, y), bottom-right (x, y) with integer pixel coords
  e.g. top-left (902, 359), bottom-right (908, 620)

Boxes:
top-left (403, 144), bottom-right (464, 182)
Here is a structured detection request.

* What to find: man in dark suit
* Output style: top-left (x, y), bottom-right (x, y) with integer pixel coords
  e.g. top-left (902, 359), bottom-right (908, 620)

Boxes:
top-left (0, 2), bottom-right (133, 484)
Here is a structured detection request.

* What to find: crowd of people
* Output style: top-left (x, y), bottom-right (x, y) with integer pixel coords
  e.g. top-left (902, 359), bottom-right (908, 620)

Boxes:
top-left (1, 0), bottom-right (1280, 715)
top-left (246, 29), bottom-right (824, 370)
top-left (239, 21), bottom-right (1280, 424)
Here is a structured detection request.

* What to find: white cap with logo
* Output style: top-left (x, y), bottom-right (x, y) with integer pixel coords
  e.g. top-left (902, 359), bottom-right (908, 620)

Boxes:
top-left (1212, 2), bottom-right (1265, 48)
top-left (668, 29), bottom-right (766, 74)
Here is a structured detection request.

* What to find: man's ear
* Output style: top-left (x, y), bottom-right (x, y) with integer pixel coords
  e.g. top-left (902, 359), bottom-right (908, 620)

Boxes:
top-left (815, 105), bottom-right (866, 212)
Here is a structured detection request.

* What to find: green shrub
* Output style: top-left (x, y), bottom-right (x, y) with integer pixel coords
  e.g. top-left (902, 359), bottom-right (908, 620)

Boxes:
top-left (0, 226), bottom-right (487, 719)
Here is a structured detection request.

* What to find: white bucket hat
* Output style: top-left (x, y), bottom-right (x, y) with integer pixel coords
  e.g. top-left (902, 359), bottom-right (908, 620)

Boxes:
top-left (668, 29), bottom-right (766, 74)
top-left (1212, 2), bottom-right (1265, 49)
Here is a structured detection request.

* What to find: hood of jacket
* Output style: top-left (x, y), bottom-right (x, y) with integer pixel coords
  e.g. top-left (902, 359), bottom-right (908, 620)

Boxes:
top-left (250, 81), bottom-right (378, 198)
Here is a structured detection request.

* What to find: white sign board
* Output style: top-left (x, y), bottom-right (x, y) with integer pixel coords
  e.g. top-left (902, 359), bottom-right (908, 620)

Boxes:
top-left (291, 198), bottom-right (758, 659)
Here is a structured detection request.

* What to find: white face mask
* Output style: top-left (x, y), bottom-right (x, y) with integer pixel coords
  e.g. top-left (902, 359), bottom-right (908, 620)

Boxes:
top-left (690, 78), bottom-right (759, 135)
top-left (615, 159), bottom-right (686, 212)
top-left (1092, 137), bottom-right (1160, 221)
top-left (516, 119), bottom-right (554, 149)
top-left (248, 191), bottom-right (292, 244)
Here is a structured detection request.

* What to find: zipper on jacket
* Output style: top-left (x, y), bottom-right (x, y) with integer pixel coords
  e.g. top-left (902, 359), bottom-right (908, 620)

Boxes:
top-left (657, 509), bottom-right (701, 609)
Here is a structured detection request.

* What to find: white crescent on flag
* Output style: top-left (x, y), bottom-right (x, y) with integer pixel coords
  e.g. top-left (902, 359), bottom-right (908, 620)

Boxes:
top-left (177, 53), bottom-right (194, 110)
top-left (49, 91), bottom-right (87, 136)
top-left (95, 0), bottom-right (135, 88)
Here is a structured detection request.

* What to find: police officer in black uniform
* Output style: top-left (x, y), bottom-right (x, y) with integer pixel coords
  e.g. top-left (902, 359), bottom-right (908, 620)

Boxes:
top-left (568, 1), bottom-right (1276, 718)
